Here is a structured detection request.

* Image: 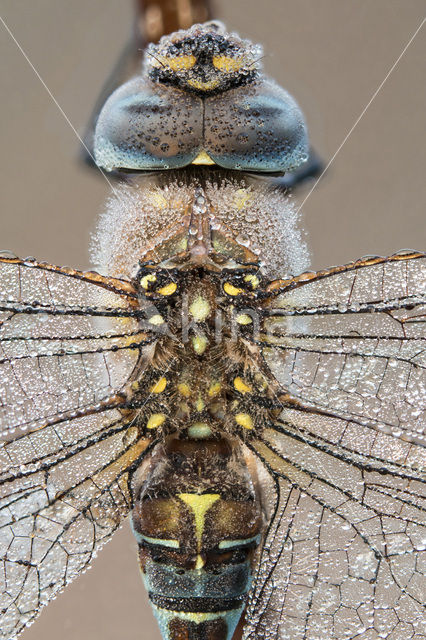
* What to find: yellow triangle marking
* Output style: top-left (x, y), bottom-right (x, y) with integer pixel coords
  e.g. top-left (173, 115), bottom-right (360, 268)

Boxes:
top-left (178, 493), bottom-right (220, 551)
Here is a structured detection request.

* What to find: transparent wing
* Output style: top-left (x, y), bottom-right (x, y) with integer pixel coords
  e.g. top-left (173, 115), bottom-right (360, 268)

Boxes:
top-left (0, 257), bottom-right (154, 638)
top-left (0, 256), bottom-right (150, 436)
top-left (262, 252), bottom-right (426, 450)
top-left (244, 252), bottom-right (426, 640)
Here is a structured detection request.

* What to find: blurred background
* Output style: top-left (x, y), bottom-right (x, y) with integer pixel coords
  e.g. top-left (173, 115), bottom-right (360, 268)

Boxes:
top-left (0, 1), bottom-right (425, 638)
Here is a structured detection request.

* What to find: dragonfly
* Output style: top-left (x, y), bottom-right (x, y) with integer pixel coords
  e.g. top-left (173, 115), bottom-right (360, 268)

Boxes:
top-left (1, 3), bottom-right (425, 640)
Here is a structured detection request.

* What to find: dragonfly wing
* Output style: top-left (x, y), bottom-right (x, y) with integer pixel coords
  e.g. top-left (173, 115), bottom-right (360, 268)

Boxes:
top-left (0, 257), bottom-right (153, 638)
top-left (243, 252), bottom-right (426, 639)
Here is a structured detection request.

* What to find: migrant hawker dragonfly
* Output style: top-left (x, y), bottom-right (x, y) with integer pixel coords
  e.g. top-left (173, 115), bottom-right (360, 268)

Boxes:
top-left (0, 3), bottom-right (425, 640)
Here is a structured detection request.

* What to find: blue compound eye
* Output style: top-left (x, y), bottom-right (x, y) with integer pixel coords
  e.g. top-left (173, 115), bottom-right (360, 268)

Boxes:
top-left (94, 71), bottom-right (308, 173)
top-left (203, 78), bottom-right (309, 172)
top-left (94, 77), bottom-right (204, 171)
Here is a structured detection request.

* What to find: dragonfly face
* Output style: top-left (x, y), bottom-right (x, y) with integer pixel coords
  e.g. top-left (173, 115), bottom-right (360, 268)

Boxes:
top-left (146, 21), bottom-right (261, 94)
top-left (0, 14), bottom-right (425, 640)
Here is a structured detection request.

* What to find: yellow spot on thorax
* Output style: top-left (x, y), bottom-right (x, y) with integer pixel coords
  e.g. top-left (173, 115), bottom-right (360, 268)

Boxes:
top-left (178, 493), bottom-right (220, 551)
top-left (233, 188), bottom-right (253, 210)
top-left (224, 282), bottom-right (243, 296)
top-left (147, 190), bottom-right (168, 209)
top-left (208, 382), bottom-right (221, 397)
top-left (150, 377), bottom-right (167, 394)
top-left (177, 383), bottom-right (191, 398)
top-left (157, 282), bottom-right (177, 296)
top-left (236, 313), bottom-right (253, 325)
top-left (149, 314), bottom-right (164, 325)
top-left (146, 413), bottom-right (166, 430)
top-left (140, 273), bottom-right (156, 289)
top-left (195, 396), bottom-right (205, 412)
top-left (192, 150), bottom-right (216, 165)
top-left (192, 335), bottom-right (208, 355)
top-left (234, 377), bottom-right (252, 394)
top-left (235, 413), bottom-right (254, 429)
top-left (244, 274), bottom-right (260, 288)
top-left (189, 295), bottom-right (211, 322)
top-left (188, 423), bottom-right (212, 439)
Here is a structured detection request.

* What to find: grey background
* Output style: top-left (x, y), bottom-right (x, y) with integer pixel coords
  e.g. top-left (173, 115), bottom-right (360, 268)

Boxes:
top-left (0, 1), bottom-right (425, 639)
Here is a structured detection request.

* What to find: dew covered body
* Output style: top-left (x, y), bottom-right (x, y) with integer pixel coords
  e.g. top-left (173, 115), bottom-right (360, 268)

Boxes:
top-left (0, 16), bottom-right (425, 640)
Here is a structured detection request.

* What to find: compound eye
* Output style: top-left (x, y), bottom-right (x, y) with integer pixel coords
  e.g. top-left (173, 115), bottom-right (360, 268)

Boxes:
top-left (212, 55), bottom-right (245, 73)
top-left (167, 55), bottom-right (197, 71)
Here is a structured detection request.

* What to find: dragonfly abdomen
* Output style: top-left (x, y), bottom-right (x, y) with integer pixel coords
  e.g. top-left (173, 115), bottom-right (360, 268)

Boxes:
top-left (131, 437), bottom-right (264, 640)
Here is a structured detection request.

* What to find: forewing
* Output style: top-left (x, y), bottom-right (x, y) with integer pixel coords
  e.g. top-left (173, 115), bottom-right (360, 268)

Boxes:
top-left (243, 253), bottom-right (426, 639)
top-left (0, 257), bottom-right (153, 638)
top-left (262, 252), bottom-right (426, 452)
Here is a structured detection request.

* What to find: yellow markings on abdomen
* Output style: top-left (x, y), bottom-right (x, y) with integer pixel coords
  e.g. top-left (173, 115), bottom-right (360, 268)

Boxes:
top-left (178, 493), bottom-right (220, 551)
top-left (146, 413), bottom-right (166, 430)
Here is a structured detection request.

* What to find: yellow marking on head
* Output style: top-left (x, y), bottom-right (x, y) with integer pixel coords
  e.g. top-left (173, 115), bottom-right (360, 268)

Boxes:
top-left (187, 78), bottom-right (221, 91)
top-left (233, 188), bottom-right (253, 210)
top-left (140, 273), bottom-right (156, 289)
top-left (195, 554), bottom-right (206, 570)
top-left (192, 150), bottom-right (216, 165)
top-left (146, 413), bottom-right (166, 430)
top-left (178, 493), bottom-right (220, 551)
top-left (236, 313), bottom-right (253, 325)
top-left (188, 423), bottom-right (212, 439)
top-left (131, 381), bottom-right (140, 391)
top-left (157, 282), bottom-right (177, 296)
top-left (212, 55), bottom-right (245, 73)
top-left (177, 383), bottom-right (191, 398)
top-left (167, 54), bottom-right (196, 71)
top-left (235, 413), bottom-right (254, 429)
top-left (244, 274), bottom-right (260, 288)
top-left (192, 335), bottom-right (208, 355)
top-left (195, 396), bottom-right (205, 412)
top-left (208, 382), bottom-right (221, 397)
top-left (234, 377), bottom-right (252, 394)
top-left (149, 314), bottom-right (164, 325)
top-left (150, 377), bottom-right (167, 394)
top-left (189, 295), bottom-right (210, 322)
top-left (224, 282), bottom-right (243, 296)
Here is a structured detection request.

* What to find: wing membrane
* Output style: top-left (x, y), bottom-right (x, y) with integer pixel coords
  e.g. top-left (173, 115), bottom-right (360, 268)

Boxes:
top-left (244, 253), bottom-right (426, 639)
top-left (0, 408), bottom-right (151, 639)
top-left (261, 252), bottom-right (426, 451)
top-left (0, 257), bottom-right (150, 436)
top-left (0, 257), bottom-right (156, 638)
